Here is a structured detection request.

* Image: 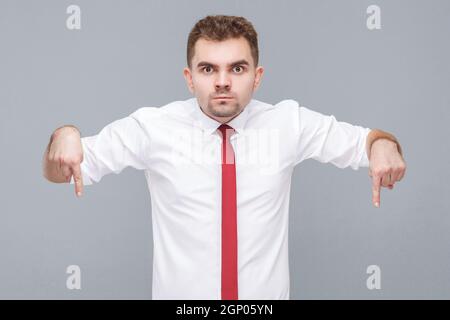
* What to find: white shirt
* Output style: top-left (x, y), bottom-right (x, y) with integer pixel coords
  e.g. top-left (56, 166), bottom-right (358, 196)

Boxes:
top-left (71, 97), bottom-right (371, 299)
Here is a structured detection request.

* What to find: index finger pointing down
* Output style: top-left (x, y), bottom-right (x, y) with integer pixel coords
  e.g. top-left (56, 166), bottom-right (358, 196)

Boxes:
top-left (372, 174), bottom-right (381, 208)
top-left (71, 164), bottom-right (83, 197)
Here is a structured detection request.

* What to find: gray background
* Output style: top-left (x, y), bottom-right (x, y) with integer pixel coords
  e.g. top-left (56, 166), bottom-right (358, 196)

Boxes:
top-left (0, 0), bottom-right (449, 299)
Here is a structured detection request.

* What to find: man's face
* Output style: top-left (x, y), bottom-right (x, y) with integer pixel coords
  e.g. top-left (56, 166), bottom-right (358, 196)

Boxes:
top-left (183, 37), bottom-right (264, 123)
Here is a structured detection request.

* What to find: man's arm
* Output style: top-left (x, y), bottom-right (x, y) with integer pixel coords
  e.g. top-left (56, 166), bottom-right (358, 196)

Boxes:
top-left (293, 103), bottom-right (406, 208)
top-left (294, 105), bottom-right (371, 170)
top-left (43, 109), bottom-right (153, 198)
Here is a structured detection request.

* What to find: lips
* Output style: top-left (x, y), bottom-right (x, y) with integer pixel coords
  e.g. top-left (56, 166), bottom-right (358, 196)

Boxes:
top-left (213, 96), bottom-right (233, 99)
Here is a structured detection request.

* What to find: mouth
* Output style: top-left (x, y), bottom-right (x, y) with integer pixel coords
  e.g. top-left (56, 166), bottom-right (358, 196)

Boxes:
top-left (213, 96), bottom-right (234, 100)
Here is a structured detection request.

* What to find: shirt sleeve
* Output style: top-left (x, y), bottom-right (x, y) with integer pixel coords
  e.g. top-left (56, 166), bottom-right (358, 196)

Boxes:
top-left (294, 105), bottom-right (372, 170)
top-left (70, 110), bottom-right (151, 186)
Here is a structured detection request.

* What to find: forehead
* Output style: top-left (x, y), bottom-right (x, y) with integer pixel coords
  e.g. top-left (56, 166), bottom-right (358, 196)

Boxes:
top-left (192, 37), bottom-right (253, 66)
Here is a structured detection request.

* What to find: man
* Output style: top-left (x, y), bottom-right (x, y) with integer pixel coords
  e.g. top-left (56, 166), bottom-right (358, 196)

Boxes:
top-left (42, 15), bottom-right (406, 299)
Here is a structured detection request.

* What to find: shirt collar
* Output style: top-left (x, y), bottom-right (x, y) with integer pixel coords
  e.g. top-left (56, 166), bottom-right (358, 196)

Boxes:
top-left (190, 98), bottom-right (250, 135)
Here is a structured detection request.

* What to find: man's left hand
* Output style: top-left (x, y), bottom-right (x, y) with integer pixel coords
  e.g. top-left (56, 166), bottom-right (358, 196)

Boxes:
top-left (369, 139), bottom-right (407, 208)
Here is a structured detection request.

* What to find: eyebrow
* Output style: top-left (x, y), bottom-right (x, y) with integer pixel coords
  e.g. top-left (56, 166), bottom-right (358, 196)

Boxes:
top-left (196, 59), bottom-right (250, 69)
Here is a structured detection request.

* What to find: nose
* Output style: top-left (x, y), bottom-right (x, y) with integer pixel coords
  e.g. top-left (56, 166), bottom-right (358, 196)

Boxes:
top-left (214, 71), bottom-right (231, 91)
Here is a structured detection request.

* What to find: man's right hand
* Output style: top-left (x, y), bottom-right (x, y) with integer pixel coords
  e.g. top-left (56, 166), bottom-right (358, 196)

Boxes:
top-left (43, 126), bottom-right (84, 197)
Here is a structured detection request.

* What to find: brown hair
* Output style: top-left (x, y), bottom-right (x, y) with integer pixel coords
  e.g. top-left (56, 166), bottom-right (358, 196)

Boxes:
top-left (186, 15), bottom-right (259, 68)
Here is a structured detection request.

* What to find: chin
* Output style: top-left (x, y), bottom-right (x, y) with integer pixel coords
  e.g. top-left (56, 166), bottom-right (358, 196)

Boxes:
top-left (208, 105), bottom-right (239, 118)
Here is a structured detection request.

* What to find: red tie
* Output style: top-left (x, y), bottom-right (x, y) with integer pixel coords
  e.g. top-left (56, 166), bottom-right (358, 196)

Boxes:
top-left (218, 124), bottom-right (238, 300)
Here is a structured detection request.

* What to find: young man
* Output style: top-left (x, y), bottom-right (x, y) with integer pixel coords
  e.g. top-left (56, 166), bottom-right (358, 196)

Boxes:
top-left (42, 15), bottom-right (406, 300)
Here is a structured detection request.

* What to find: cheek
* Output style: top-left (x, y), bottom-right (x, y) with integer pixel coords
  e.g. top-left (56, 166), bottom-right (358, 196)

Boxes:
top-left (192, 77), bottom-right (213, 93)
top-left (236, 76), bottom-right (255, 94)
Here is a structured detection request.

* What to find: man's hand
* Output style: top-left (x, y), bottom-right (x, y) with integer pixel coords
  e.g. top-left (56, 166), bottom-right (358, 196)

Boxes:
top-left (43, 126), bottom-right (84, 197)
top-left (368, 138), bottom-right (406, 208)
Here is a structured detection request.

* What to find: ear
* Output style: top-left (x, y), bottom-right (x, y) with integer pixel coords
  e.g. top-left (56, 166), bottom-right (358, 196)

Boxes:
top-left (183, 67), bottom-right (194, 94)
top-left (253, 66), bottom-right (264, 91)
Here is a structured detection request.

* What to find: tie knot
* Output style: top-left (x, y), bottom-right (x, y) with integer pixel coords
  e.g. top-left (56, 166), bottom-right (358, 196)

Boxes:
top-left (218, 124), bottom-right (235, 138)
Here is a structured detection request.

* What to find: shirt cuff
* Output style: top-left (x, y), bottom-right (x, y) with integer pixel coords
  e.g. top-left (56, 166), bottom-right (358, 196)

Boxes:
top-left (358, 127), bottom-right (372, 168)
top-left (69, 138), bottom-right (93, 185)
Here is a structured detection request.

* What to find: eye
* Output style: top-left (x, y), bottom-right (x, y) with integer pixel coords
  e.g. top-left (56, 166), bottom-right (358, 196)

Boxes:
top-left (232, 65), bottom-right (245, 73)
top-left (202, 66), bottom-right (213, 74)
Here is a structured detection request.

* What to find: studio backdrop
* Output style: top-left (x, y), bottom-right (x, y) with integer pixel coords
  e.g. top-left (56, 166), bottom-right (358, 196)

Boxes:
top-left (0, 0), bottom-right (449, 299)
